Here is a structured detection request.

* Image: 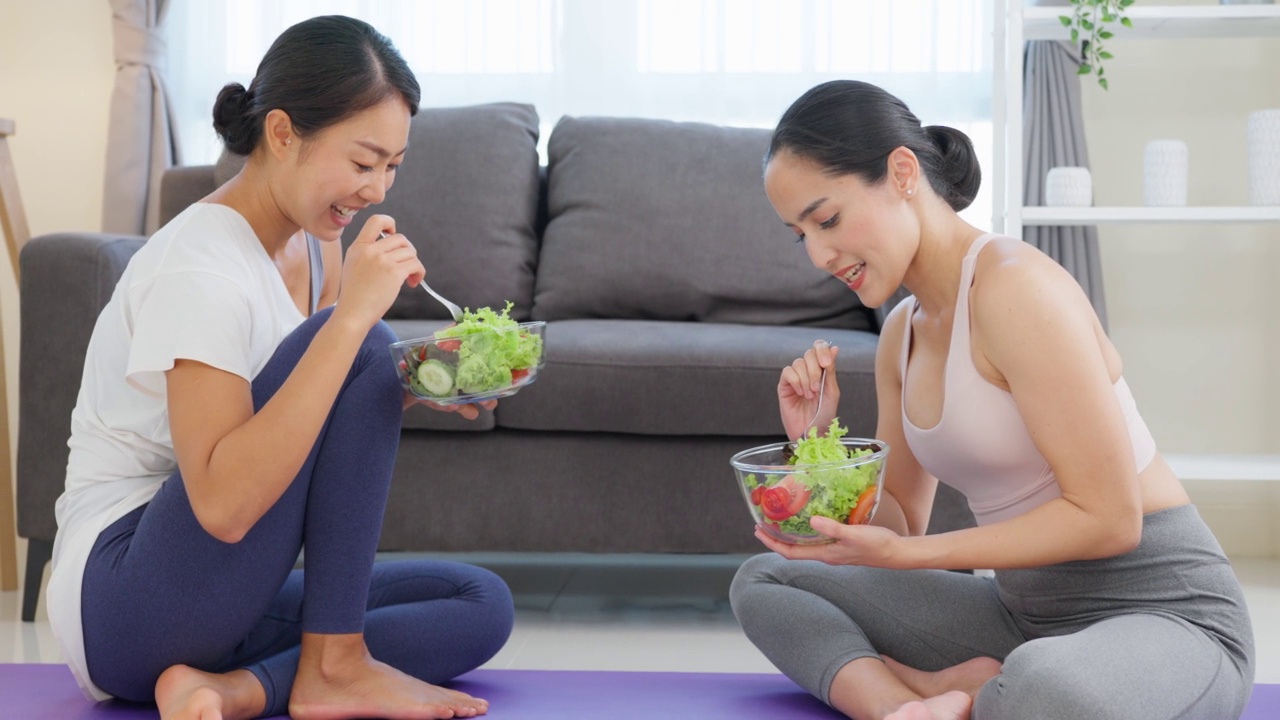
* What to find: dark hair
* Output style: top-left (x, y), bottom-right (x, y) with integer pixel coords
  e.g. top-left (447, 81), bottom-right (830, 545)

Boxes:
top-left (767, 80), bottom-right (980, 212)
top-left (213, 15), bottom-right (421, 155)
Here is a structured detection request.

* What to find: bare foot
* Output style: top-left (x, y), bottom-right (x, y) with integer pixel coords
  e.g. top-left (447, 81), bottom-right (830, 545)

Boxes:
top-left (884, 690), bottom-right (973, 720)
top-left (155, 664), bottom-right (266, 720)
top-left (289, 634), bottom-right (488, 720)
top-left (882, 656), bottom-right (1002, 700)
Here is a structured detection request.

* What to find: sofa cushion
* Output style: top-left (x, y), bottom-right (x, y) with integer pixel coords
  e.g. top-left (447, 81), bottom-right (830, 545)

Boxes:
top-left (493, 319), bottom-right (879, 437)
top-left (339, 102), bottom-right (542, 321)
top-left (533, 116), bottom-right (873, 331)
top-left (387, 319), bottom-right (496, 432)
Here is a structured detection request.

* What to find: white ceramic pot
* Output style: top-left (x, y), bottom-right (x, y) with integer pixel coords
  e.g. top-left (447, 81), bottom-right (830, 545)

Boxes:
top-left (1247, 109), bottom-right (1280, 206)
top-left (1044, 167), bottom-right (1093, 207)
top-left (1143, 140), bottom-right (1189, 207)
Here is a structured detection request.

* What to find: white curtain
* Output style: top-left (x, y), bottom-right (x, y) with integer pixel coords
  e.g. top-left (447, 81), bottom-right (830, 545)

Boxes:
top-left (103, 0), bottom-right (181, 235)
top-left (165, 0), bottom-right (994, 225)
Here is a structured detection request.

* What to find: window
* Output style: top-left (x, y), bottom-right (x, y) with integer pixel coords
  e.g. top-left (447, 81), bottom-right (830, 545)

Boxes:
top-left (165, 0), bottom-right (993, 225)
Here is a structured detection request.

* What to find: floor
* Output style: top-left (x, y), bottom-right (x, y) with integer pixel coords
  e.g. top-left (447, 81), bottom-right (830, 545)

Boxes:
top-left (3, 551), bottom-right (1278, 684)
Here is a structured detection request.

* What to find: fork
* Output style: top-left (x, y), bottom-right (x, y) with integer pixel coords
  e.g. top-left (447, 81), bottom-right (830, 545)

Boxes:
top-left (379, 232), bottom-right (463, 321)
top-left (419, 279), bottom-right (463, 322)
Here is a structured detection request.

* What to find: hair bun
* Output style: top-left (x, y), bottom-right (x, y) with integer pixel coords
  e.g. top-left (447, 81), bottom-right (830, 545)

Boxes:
top-left (924, 125), bottom-right (981, 212)
top-left (212, 83), bottom-right (258, 156)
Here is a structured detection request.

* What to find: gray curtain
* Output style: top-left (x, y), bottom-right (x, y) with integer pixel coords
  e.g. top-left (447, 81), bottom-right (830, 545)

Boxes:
top-left (1023, 40), bottom-right (1108, 328)
top-left (102, 0), bottom-right (180, 236)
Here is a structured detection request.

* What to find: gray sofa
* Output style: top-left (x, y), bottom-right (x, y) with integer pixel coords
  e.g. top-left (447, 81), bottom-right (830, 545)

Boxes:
top-left (17, 103), bottom-right (974, 620)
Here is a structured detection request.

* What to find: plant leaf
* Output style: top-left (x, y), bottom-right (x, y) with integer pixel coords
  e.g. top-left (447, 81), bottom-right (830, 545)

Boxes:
top-left (1099, 77), bottom-right (1109, 90)
top-left (1081, 19), bottom-right (1094, 30)
top-left (1059, 15), bottom-right (1073, 27)
top-left (1078, 63), bottom-right (1092, 75)
top-left (1100, 30), bottom-right (1114, 39)
top-left (1072, 28), bottom-right (1080, 43)
top-left (1100, 51), bottom-right (1114, 59)
top-left (1121, 17), bottom-right (1133, 28)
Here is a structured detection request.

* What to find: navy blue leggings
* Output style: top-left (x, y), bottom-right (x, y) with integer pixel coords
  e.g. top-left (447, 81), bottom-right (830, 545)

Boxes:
top-left (80, 308), bottom-right (514, 717)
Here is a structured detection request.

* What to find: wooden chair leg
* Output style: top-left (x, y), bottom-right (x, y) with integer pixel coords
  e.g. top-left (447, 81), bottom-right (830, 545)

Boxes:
top-left (0, 118), bottom-right (29, 592)
top-left (21, 538), bottom-right (52, 622)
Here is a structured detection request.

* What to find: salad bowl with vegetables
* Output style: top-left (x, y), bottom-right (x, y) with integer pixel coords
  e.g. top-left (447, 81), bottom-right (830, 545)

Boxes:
top-left (730, 420), bottom-right (887, 545)
top-left (390, 303), bottom-right (545, 405)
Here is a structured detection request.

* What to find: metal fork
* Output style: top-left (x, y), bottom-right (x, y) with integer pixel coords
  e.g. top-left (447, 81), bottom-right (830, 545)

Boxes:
top-left (419, 279), bottom-right (463, 322)
top-left (379, 232), bottom-right (463, 321)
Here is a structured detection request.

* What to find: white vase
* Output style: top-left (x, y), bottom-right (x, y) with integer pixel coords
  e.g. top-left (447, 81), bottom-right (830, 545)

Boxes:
top-left (1143, 140), bottom-right (1188, 207)
top-left (1044, 167), bottom-right (1092, 207)
top-left (1247, 109), bottom-right (1280, 206)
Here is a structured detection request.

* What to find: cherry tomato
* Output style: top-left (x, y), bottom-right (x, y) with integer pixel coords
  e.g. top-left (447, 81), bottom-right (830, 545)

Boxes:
top-left (437, 338), bottom-right (462, 353)
top-left (750, 485), bottom-right (765, 506)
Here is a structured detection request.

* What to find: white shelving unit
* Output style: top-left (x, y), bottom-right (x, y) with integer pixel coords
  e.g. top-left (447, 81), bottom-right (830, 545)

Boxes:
top-left (995, 1), bottom-right (1280, 237)
top-left (1022, 206), bottom-right (1280, 225)
top-left (993, 2), bottom-right (1280, 482)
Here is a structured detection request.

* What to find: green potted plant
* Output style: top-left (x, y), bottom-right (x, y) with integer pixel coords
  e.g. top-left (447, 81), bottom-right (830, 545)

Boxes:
top-left (1058, 0), bottom-right (1134, 90)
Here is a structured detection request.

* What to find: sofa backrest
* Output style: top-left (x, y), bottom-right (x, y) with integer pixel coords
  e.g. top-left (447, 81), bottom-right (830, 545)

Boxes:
top-left (342, 102), bottom-right (543, 321)
top-left (532, 116), bottom-right (875, 331)
top-left (159, 106), bottom-right (879, 331)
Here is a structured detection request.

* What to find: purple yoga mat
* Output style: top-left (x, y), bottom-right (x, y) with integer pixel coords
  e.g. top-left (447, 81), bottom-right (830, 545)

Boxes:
top-left (1, 664), bottom-right (1277, 719)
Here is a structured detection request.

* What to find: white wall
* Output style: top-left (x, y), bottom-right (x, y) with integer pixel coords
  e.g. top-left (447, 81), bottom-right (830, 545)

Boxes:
top-left (0, 0), bottom-right (114, 568)
top-left (1078, 12), bottom-right (1280, 556)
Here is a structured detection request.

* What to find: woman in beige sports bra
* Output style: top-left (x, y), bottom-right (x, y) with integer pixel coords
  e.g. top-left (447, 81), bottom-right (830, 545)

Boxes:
top-left (730, 80), bottom-right (1254, 720)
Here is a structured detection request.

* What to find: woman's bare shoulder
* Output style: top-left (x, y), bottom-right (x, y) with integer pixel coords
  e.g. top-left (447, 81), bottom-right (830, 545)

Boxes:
top-left (971, 236), bottom-right (1094, 317)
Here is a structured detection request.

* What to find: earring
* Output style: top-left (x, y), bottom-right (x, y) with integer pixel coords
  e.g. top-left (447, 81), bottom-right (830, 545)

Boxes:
top-left (285, 138), bottom-right (292, 146)
top-left (906, 188), bottom-right (914, 196)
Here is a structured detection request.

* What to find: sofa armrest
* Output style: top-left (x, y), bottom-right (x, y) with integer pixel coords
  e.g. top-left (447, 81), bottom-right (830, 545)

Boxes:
top-left (16, 233), bottom-right (145, 542)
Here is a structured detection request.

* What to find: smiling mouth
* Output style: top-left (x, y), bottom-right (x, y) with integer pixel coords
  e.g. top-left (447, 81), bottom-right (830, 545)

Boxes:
top-left (332, 204), bottom-right (360, 218)
top-left (837, 262), bottom-right (866, 284)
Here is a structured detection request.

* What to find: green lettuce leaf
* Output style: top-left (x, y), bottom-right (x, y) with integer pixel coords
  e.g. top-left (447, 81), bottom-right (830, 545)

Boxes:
top-left (786, 419), bottom-right (879, 526)
top-left (435, 302), bottom-right (542, 394)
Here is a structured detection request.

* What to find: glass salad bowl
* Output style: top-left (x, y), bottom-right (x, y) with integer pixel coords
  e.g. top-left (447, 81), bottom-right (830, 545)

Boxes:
top-left (389, 307), bottom-right (545, 406)
top-left (730, 431), bottom-right (888, 545)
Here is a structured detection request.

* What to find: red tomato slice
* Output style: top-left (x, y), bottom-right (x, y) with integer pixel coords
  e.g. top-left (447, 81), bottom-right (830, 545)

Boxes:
top-left (749, 485), bottom-right (765, 506)
top-left (759, 476), bottom-right (812, 521)
top-left (779, 476), bottom-right (812, 516)
top-left (847, 485), bottom-right (879, 525)
top-left (511, 367), bottom-right (531, 382)
top-left (436, 338), bottom-right (462, 353)
top-left (759, 486), bottom-right (795, 521)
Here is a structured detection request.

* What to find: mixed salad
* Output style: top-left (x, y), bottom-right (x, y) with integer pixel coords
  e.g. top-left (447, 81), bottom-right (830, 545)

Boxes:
top-left (398, 302), bottom-right (543, 400)
top-left (743, 420), bottom-right (881, 537)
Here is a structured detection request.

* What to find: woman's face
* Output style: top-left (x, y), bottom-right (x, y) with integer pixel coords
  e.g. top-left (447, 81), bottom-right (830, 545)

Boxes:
top-left (283, 97), bottom-right (413, 242)
top-left (763, 149), bottom-right (919, 308)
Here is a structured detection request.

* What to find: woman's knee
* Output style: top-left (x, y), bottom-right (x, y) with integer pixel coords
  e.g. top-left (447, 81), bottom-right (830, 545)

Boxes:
top-left (976, 643), bottom-right (1116, 720)
top-left (363, 319), bottom-right (398, 352)
top-left (729, 553), bottom-right (787, 615)
top-left (463, 566), bottom-right (516, 658)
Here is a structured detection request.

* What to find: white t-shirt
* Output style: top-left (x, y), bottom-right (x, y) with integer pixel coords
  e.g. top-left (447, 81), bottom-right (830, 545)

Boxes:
top-left (48, 203), bottom-right (309, 700)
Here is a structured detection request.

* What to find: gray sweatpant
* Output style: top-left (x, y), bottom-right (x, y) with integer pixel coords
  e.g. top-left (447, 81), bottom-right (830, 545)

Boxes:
top-left (729, 504), bottom-right (1255, 720)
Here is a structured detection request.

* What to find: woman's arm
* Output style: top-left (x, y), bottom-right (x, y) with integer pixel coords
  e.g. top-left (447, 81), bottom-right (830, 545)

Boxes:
top-left (761, 245), bottom-right (1143, 570)
top-left (167, 217), bottom-right (423, 543)
top-left (869, 299), bottom-right (941, 538)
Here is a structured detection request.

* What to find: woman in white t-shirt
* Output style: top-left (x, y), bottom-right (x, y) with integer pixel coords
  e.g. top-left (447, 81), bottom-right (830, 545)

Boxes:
top-left (48, 15), bottom-right (512, 720)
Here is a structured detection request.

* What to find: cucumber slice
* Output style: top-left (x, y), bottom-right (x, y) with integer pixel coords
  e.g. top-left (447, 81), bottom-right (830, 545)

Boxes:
top-left (415, 359), bottom-right (456, 397)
